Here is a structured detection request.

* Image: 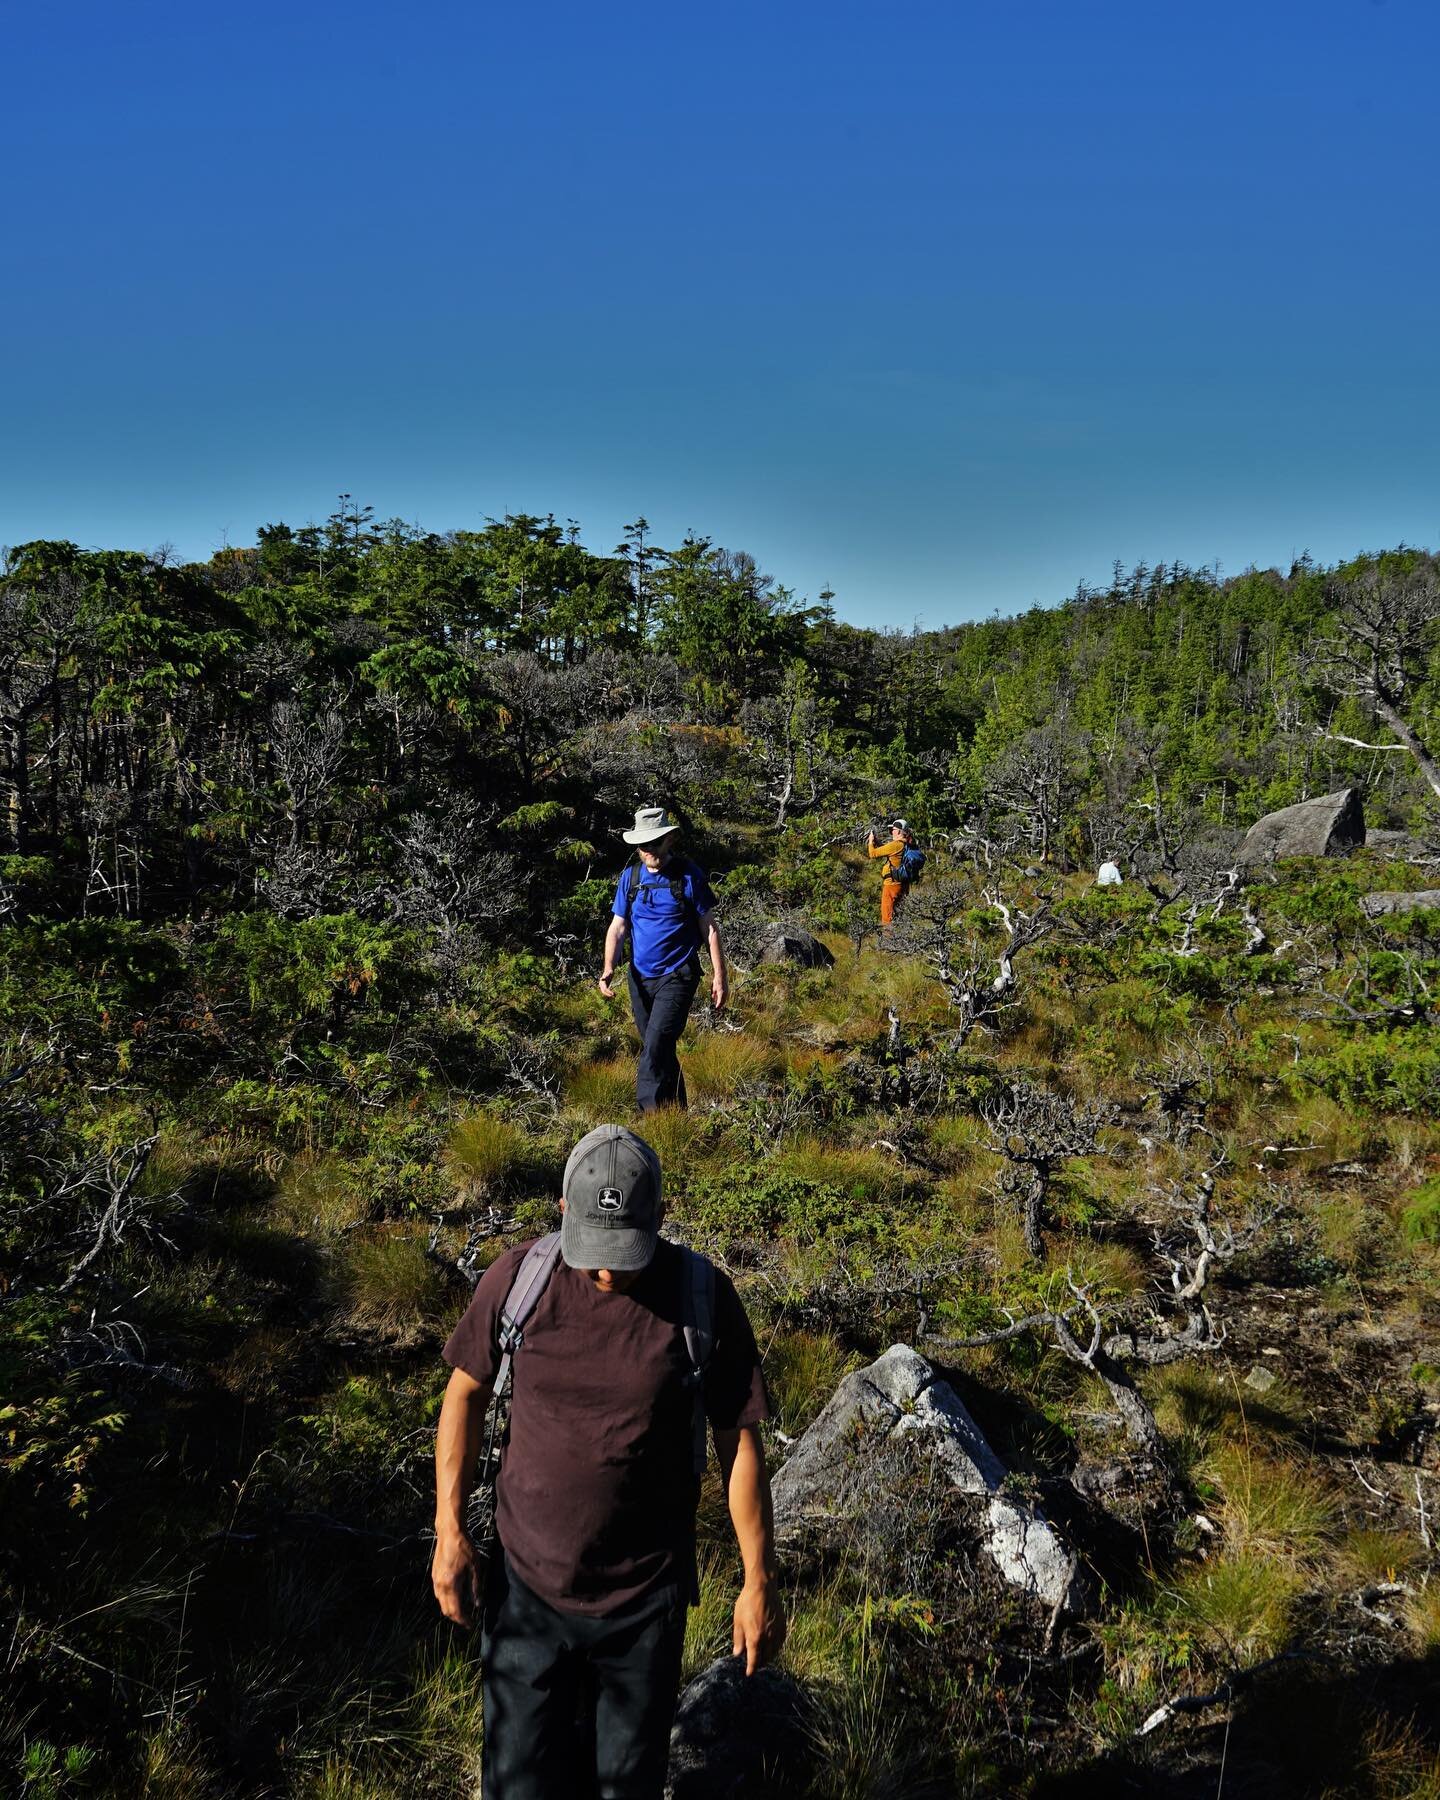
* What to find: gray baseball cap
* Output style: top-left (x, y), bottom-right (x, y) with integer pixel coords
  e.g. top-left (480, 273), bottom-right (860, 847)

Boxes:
top-left (561, 1124), bottom-right (663, 1271)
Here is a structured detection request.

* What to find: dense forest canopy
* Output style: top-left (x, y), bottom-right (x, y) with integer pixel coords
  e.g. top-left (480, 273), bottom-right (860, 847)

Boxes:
top-left (2, 507), bottom-right (1438, 932)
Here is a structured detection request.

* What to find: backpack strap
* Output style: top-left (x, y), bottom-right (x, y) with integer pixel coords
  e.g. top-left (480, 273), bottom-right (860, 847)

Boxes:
top-left (679, 1245), bottom-right (716, 1476)
top-left (478, 1231), bottom-right (564, 1496)
top-left (622, 857), bottom-right (702, 931)
top-left (494, 1231), bottom-right (564, 1404)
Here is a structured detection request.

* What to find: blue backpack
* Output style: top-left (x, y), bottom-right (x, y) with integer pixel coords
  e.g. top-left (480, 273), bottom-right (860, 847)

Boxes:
top-left (897, 845), bottom-right (926, 885)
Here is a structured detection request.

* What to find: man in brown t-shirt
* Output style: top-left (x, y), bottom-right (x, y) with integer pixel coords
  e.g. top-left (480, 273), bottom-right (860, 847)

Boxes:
top-left (432, 1124), bottom-right (785, 1800)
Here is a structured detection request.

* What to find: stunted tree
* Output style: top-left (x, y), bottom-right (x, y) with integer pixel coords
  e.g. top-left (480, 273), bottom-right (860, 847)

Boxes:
top-left (934, 1153), bottom-right (1260, 1465)
top-left (890, 879), bottom-right (1053, 1043)
top-left (982, 1079), bottom-right (1116, 1260)
top-left (983, 717), bottom-right (1090, 865)
top-left (1318, 562), bottom-right (1440, 801)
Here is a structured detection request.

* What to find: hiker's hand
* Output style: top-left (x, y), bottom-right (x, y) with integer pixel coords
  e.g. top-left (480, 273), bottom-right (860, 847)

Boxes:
top-left (733, 1574), bottom-right (785, 1675)
top-left (866, 829), bottom-right (875, 847)
top-left (711, 970), bottom-right (728, 1011)
top-left (597, 972), bottom-right (616, 1000)
top-left (433, 1528), bottom-right (482, 1627)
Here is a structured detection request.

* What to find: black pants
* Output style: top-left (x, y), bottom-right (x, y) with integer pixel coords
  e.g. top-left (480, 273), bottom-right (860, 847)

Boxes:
top-left (626, 957), bottom-right (701, 1113)
top-left (480, 1554), bottom-right (687, 1800)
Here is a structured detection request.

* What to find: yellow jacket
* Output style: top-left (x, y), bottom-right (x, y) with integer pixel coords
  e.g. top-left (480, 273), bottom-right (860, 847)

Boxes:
top-left (868, 839), bottom-right (906, 882)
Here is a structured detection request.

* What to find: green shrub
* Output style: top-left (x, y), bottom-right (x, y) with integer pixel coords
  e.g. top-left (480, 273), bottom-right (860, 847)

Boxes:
top-left (1401, 1177), bottom-right (1440, 1246)
top-left (684, 1163), bottom-right (889, 1244)
top-left (1298, 1029), bottom-right (1440, 1117)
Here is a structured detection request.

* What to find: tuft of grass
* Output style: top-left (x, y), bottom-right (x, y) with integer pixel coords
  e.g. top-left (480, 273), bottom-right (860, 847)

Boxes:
top-left (1167, 1551), bottom-right (1302, 1660)
top-left (566, 1056), bottom-right (635, 1117)
top-left (338, 1234), bottom-right (453, 1344)
top-left (1334, 1528), bottom-right (1428, 1588)
top-left (1313, 1190), bottom-right (1371, 1268)
top-left (682, 1549), bottom-right (738, 1680)
top-left (639, 1106), bottom-right (706, 1166)
top-left (270, 1152), bottom-right (368, 1238)
top-left (1404, 1581), bottom-right (1440, 1654)
top-left (681, 1031), bottom-right (782, 1100)
top-left (1207, 1442), bottom-right (1333, 1561)
top-left (764, 1329), bottom-right (861, 1436)
top-left (446, 1110), bottom-right (527, 1193)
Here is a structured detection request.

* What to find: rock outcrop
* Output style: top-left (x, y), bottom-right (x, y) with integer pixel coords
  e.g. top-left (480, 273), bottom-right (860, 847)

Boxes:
top-left (667, 1656), bottom-right (810, 1799)
top-left (1237, 788), bottom-right (1365, 867)
top-left (1360, 889), bottom-right (1440, 918)
top-left (756, 928), bottom-right (835, 969)
top-left (770, 1344), bottom-right (1085, 1614)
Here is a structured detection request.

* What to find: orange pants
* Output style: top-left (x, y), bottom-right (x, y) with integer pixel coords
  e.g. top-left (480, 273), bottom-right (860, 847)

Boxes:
top-left (880, 879), bottom-right (905, 926)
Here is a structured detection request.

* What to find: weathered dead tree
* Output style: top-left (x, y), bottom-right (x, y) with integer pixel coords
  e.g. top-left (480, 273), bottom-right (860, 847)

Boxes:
top-left (889, 880), bottom-right (1052, 1044)
top-left (27, 1132), bottom-right (180, 1292)
top-left (982, 1079), bottom-right (1116, 1260)
top-left (1317, 564), bottom-right (1440, 802)
top-left (933, 1156), bottom-right (1260, 1467)
top-left (1294, 946), bottom-right (1433, 1031)
top-left (1136, 1045), bottom-right (1218, 1151)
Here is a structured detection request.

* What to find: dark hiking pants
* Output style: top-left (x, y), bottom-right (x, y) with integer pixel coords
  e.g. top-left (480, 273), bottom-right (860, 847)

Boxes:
top-left (626, 956), bottom-right (700, 1113)
top-left (480, 1554), bottom-right (687, 1800)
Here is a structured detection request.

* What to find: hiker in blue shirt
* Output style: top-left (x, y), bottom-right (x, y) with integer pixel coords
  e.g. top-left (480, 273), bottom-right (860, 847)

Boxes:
top-left (598, 806), bottom-right (728, 1113)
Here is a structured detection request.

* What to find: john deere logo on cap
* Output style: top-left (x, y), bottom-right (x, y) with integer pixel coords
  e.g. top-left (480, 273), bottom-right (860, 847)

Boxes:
top-left (597, 1187), bottom-right (623, 1212)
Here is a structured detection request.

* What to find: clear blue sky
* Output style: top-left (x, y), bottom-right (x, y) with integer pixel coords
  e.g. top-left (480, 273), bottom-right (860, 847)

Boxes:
top-left (2, 0), bottom-right (1436, 629)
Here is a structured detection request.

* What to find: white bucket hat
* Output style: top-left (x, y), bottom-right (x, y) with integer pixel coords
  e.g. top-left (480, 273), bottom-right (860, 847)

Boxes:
top-left (622, 805), bottom-right (681, 846)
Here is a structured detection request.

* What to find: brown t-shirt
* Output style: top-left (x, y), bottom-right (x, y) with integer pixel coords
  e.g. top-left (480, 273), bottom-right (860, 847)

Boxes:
top-left (442, 1238), bottom-right (768, 1616)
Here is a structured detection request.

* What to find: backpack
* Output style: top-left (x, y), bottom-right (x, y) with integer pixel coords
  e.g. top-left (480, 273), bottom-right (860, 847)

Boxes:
top-left (623, 857), bottom-right (700, 929)
top-left (897, 845), bottom-right (926, 885)
top-left (482, 1233), bottom-right (717, 1490)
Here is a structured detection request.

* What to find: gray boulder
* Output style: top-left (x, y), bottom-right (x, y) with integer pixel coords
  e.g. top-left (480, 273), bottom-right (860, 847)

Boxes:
top-left (1237, 788), bottom-right (1365, 867)
top-left (756, 928), bottom-right (835, 969)
top-left (770, 1344), bottom-right (1085, 1614)
top-left (1360, 889), bottom-right (1440, 918)
top-left (667, 1655), bottom-right (810, 1799)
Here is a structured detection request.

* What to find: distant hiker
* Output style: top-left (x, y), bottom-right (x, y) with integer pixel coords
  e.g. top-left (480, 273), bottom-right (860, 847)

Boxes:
top-left (867, 817), bottom-right (923, 928)
top-left (598, 806), bottom-right (728, 1113)
top-left (433, 1123), bottom-right (784, 1800)
top-left (1096, 859), bottom-right (1123, 887)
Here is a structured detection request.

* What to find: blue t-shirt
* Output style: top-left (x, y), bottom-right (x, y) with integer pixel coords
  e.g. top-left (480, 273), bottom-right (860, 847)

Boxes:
top-left (613, 858), bottom-right (717, 979)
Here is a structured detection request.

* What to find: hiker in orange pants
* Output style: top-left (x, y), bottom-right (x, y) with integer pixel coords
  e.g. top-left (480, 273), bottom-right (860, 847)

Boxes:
top-left (867, 818), bottom-right (914, 928)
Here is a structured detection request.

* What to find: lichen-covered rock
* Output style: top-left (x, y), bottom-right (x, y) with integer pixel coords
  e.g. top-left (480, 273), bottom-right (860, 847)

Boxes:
top-left (770, 1344), bottom-right (1085, 1613)
top-left (1360, 889), bottom-right (1440, 918)
top-left (666, 1655), bottom-right (810, 1799)
top-left (1237, 788), bottom-right (1365, 866)
top-left (756, 928), bottom-right (835, 969)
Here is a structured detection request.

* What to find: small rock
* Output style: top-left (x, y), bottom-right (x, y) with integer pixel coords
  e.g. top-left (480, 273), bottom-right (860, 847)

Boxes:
top-left (1244, 1364), bottom-right (1278, 1393)
top-left (1360, 889), bottom-right (1440, 918)
top-left (1262, 1347), bottom-right (1281, 1357)
top-left (756, 928), bottom-right (836, 969)
top-left (667, 1655), bottom-right (810, 1799)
